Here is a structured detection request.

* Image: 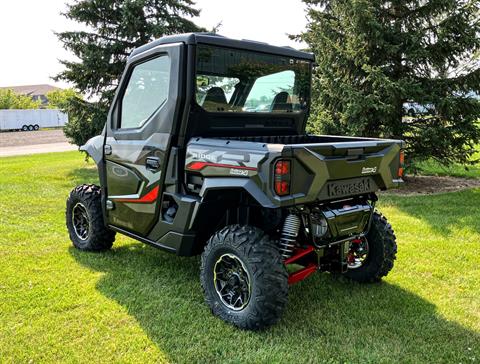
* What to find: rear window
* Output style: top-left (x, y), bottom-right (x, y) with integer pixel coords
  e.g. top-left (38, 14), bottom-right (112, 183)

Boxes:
top-left (195, 45), bottom-right (311, 114)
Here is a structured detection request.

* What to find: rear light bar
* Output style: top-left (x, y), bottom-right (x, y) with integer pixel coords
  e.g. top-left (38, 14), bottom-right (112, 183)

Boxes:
top-left (398, 150), bottom-right (405, 177)
top-left (274, 160), bottom-right (291, 196)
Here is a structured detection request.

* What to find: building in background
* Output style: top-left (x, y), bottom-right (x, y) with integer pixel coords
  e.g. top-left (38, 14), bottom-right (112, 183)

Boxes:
top-left (0, 84), bottom-right (61, 107)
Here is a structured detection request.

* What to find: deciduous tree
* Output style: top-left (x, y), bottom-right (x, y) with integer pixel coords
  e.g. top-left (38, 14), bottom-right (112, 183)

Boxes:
top-left (0, 89), bottom-right (41, 109)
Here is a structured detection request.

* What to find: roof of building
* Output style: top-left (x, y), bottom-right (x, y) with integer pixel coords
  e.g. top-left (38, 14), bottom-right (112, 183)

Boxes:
top-left (0, 84), bottom-right (61, 96)
top-left (130, 33), bottom-right (315, 61)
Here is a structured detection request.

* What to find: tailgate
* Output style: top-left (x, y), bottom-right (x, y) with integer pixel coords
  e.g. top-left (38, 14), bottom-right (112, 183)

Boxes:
top-left (284, 139), bottom-right (404, 201)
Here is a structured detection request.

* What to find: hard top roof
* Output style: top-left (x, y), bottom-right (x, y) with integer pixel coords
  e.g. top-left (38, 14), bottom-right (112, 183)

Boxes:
top-left (130, 33), bottom-right (315, 61)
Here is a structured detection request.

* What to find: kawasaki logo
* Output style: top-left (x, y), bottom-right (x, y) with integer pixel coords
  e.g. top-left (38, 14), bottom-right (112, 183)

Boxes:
top-left (327, 179), bottom-right (372, 197)
top-left (361, 167), bottom-right (377, 174)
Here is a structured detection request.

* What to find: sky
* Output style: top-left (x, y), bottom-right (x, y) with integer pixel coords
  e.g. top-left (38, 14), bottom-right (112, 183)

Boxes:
top-left (0, 0), bottom-right (308, 89)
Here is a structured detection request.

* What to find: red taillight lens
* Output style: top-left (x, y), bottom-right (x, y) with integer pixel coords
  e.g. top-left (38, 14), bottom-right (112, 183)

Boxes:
top-left (275, 160), bottom-right (290, 175)
top-left (274, 160), bottom-right (291, 196)
top-left (275, 181), bottom-right (289, 195)
top-left (398, 150), bottom-right (405, 177)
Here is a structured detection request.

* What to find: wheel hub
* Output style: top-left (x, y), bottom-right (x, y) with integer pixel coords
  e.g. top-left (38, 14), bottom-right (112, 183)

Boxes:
top-left (347, 237), bottom-right (369, 269)
top-left (72, 203), bottom-right (90, 241)
top-left (213, 253), bottom-right (251, 311)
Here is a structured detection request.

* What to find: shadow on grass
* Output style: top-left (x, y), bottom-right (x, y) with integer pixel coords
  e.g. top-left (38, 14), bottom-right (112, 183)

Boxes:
top-left (71, 244), bottom-right (479, 363)
top-left (66, 166), bottom-right (99, 186)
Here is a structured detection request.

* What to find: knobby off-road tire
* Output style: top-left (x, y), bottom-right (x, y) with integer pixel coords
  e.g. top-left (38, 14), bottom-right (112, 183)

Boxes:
top-left (201, 225), bottom-right (288, 330)
top-left (344, 212), bottom-right (397, 283)
top-left (66, 184), bottom-right (115, 251)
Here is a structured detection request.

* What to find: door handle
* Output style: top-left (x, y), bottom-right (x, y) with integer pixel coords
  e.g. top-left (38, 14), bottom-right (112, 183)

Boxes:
top-left (104, 144), bottom-right (112, 155)
top-left (146, 156), bottom-right (160, 171)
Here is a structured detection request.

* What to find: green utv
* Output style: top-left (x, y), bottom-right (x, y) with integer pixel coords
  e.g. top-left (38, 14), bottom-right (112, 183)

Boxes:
top-left (66, 33), bottom-right (404, 330)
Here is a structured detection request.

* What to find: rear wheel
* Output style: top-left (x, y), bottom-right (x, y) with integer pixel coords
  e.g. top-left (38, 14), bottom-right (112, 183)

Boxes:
top-left (66, 184), bottom-right (115, 251)
top-left (33, 124), bottom-right (39, 131)
top-left (201, 225), bottom-right (288, 330)
top-left (27, 125), bottom-right (34, 131)
top-left (21, 125), bottom-right (28, 131)
top-left (344, 212), bottom-right (397, 283)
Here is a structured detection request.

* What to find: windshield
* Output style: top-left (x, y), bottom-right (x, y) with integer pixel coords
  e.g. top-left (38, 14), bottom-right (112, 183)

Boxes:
top-left (195, 44), bottom-right (311, 113)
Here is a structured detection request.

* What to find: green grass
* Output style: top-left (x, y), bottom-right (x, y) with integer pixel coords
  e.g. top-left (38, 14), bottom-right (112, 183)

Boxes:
top-left (0, 152), bottom-right (479, 363)
top-left (415, 148), bottom-right (480, 179)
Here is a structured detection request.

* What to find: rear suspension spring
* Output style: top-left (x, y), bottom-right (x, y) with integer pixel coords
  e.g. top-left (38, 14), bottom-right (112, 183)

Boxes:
top-left (279, 214), bottom-right (301, 259)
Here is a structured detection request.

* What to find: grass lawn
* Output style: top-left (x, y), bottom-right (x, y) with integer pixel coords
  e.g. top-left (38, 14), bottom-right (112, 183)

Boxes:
top-left (415, 149), bottom-right (480, 179)
top-left (0, 151), bottom-right (479, 363)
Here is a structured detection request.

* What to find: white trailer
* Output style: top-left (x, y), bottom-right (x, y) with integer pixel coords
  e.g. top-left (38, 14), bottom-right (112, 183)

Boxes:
top-left (0, 109), bottom-right (68, 131)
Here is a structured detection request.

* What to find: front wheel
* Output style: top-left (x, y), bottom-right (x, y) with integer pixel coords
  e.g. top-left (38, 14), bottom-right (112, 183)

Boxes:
top-left (66, 184), bottom-right (116, 251)
top-left (200, 225), bottom-right (288, 330)
top-left (344, 212), bottom-right (397, 283)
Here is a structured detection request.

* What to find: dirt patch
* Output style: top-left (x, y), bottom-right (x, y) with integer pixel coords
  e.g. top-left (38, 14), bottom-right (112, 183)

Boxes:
top-left (383, 175), bottom-right (480, 195)
top-left (0, 129), bottom-right (67, 147)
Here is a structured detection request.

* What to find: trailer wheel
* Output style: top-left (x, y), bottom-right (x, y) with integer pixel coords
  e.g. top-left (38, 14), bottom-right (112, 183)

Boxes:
top-left (27, 125), bottom-right (34, 131)
top-left (33, 124), bottom-right (39, 131)
top-left (22, 125), bottom-right (28, 131)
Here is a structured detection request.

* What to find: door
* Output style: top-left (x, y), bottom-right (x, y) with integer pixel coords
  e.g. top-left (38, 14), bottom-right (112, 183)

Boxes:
top-left (104, 43), bottom-right (183, 236)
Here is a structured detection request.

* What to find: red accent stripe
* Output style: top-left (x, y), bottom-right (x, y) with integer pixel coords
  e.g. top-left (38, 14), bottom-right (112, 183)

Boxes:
top-left (186, 161), bottom-right (257, 171)
top-left (116, 185), bottom-right (159, 203)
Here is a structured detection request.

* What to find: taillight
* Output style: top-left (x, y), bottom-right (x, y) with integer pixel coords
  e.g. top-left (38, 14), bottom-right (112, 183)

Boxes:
top-left (398, 150), bottom-right (405, 177)
top-left (274, 160), bottom-right (291, 196)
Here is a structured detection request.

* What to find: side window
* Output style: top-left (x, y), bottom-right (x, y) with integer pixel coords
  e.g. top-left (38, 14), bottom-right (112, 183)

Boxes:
top-left (120, 55), bottom-right (170, 129)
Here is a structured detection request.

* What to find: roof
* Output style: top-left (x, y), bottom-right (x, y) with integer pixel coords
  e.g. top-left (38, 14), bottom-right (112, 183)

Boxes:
top-left (0, 84), bottom-right (61, 96)
top-left (130, 33), bottom-right (315, 61)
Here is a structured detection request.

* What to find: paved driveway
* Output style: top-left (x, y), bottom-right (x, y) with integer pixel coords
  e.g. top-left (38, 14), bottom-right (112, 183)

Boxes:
top-left (0, 129), bottom-right (78, 157)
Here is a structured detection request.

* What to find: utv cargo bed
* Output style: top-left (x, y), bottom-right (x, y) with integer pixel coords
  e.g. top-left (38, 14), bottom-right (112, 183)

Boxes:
top-left (186, 134), bottom-right (404, 207)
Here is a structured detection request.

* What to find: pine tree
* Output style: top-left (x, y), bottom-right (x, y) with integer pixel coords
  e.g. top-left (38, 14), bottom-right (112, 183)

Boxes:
top-left (299, 0), bottom-right (480, 166)
top-left (56, 0), bottom-right (204, 145)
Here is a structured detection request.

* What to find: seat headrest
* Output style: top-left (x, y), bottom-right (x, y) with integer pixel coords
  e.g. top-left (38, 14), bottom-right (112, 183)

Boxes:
top-left (203, 87), bottom-right (227, 105)
top-left (271, 91), bottom-right (292, 112)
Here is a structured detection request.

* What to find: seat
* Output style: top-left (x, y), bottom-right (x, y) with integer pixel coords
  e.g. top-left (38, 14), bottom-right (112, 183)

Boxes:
top-left (202, 87), bottom-right (228, 111)
top-left (270, 91), bottom-right (292, 112)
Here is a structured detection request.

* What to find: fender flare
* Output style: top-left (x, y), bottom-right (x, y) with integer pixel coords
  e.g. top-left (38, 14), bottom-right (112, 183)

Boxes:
top-left (79, 135), bottom-right (104, 165)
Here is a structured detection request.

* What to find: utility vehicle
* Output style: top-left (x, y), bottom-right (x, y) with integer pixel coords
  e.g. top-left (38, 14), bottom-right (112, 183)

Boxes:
top-left (66, 33), bottom-right (404, 330)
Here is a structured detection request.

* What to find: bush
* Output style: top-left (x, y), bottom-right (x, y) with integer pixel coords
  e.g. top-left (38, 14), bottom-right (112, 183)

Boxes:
top-left (63, 98), bottom-right (108, 147)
